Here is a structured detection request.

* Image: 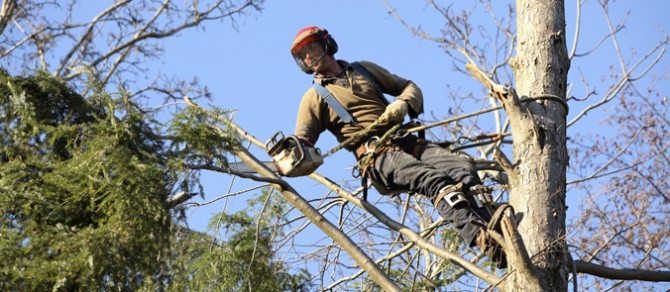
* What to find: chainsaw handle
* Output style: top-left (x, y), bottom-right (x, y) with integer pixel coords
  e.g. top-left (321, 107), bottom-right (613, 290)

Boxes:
top-left (265, 131), bottom-right (286, 155)
top-left (285, 135), bottom-right (305, 166)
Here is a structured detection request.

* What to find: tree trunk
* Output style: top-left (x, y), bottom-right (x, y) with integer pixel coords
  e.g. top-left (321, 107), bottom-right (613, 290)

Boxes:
top-left (507, 0), bottom-right (571, 290)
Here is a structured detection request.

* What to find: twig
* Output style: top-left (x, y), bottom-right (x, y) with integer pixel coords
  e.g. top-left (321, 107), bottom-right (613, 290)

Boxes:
top-left (568, 0), bottom-right (582, 60)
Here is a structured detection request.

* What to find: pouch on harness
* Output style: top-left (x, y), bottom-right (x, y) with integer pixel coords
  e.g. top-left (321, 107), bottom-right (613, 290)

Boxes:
top-left (354, 130), bottom-right (427, 198)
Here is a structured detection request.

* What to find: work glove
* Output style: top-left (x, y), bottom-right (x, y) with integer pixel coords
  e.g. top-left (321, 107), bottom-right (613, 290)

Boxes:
top-left (379, 100), bottom-right (408, 123)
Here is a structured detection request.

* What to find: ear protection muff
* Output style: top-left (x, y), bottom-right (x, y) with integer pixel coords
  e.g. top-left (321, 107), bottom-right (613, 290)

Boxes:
top-left (321, 29), bottom-right (338, 55)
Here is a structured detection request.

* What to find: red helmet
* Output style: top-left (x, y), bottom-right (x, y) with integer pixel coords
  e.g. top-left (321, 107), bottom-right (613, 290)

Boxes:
top-left (290, 26), bottom-right (338, 74)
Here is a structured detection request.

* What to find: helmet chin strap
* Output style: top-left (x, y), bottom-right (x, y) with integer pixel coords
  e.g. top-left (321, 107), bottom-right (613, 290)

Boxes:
top-left (306, 51), bottom-right (327, 72)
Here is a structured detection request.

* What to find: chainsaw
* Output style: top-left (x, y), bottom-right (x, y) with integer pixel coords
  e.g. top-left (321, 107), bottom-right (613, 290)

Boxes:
top-left (263, 131), bottom-right (323, 177)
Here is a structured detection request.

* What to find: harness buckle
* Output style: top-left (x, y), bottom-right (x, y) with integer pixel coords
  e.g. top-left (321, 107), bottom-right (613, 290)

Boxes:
top-left (442, 191), bottom-right (469, 207)
top-left (469, 185), bottom-right (495, 215)
top-left (435, 183), bottom-right (469, 208)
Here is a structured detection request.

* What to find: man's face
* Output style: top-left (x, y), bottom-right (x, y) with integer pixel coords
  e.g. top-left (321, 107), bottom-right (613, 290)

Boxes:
top-left (297, 42), bottom-right (326, 70)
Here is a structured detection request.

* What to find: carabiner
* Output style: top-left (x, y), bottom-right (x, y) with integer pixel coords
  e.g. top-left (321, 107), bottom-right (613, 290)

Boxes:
top-left (364, 136), bottom-right (380, 155)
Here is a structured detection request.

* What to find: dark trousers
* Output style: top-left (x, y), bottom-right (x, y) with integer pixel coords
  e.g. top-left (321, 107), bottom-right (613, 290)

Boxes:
top-left (367, 141), bottom-right (486, 246)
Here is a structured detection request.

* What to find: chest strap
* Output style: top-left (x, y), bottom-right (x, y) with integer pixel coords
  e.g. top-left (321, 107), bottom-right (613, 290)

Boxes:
top-left (311, 62), bottom-right (388, 125)
top-left (312, 83), bottom-right (357, 125)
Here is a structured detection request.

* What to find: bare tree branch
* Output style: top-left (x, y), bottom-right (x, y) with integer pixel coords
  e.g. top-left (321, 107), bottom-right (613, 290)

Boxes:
top-left (575, 260), bottom-right (670, 282)
top-left (53, 0), bottom-right (132, 77)
top-left (567, 37), bottom-right (668, 127)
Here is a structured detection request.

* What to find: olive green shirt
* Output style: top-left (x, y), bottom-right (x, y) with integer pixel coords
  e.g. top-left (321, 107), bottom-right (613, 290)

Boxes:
top-left (294, 60), bottom-right (423, 151)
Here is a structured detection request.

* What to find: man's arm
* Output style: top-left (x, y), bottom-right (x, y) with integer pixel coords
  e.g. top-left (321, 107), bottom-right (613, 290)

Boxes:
top-left (295, 88), bottom-right (328, 145)
top-left (356, 61), bottom-right (424, 118)
top-left (396, 80), bottom-right (422, 118)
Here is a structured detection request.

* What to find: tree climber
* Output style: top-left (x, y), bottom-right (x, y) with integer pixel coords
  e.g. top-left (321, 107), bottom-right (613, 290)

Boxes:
top-left (290, 26), bottom-right (508, 268)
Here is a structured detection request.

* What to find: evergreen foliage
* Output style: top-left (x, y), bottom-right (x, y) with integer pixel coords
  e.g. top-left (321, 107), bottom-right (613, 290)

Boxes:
top-left (0, 70), bottom-right (309, 290)
top-left (0, 69), bottom-right (171, 289)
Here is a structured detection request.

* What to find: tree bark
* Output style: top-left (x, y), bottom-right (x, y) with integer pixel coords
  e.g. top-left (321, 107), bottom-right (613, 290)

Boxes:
top-left (507, 0), bottom-right (571, 290)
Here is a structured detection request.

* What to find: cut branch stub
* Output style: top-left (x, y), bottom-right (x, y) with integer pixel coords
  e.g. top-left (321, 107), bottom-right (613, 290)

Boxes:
top-left (465, 63), bottom-right (523, 114)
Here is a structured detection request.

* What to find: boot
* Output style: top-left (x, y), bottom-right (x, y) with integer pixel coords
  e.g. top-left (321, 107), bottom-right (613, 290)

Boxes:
top-left (474, 203), bottom-right (512, 269)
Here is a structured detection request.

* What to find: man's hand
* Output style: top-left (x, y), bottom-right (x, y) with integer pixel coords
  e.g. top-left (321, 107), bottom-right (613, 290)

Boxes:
top-left (379, 100), bottom-right (409, 123)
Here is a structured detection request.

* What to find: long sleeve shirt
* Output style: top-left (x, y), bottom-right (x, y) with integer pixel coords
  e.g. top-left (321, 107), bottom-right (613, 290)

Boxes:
top-left (294, 60), bottom-right (423, 151)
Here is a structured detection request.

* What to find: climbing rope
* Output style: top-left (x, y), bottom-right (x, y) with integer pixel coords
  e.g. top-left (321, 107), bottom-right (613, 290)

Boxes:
top-left (323, 94), bottom-right (569, 159)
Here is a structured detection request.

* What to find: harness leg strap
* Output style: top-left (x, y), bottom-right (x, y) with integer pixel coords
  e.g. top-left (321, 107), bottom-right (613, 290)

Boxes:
top-left (434, 183), bottom-right (469, 208)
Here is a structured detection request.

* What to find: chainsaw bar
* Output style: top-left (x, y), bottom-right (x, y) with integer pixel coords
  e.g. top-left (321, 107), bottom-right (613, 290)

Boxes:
top-left (227, 161), bottom-right (279, 174)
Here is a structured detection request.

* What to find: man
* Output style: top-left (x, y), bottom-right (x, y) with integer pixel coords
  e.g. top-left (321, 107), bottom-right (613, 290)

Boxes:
top-left (290, 26), bottom-right (507, 268)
